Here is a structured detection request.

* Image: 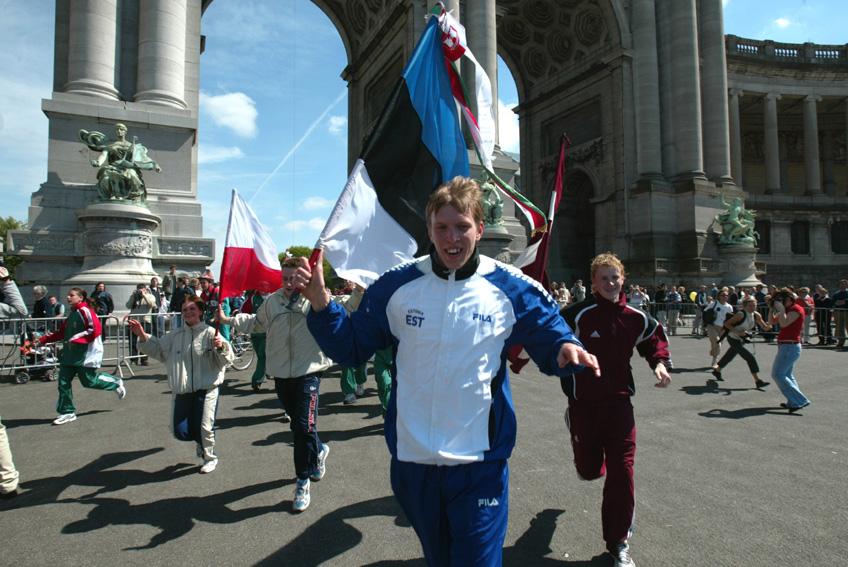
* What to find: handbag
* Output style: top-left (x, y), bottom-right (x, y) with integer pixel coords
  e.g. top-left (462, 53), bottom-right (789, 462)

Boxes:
top-left (702, 302), bottom-right (718, 325)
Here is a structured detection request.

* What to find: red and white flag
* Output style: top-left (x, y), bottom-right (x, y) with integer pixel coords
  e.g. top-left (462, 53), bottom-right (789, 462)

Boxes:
top-left (218, 190), bottom-right (282, 300)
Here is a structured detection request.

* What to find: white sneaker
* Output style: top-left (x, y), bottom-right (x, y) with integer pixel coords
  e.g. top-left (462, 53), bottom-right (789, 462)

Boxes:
top-left (355, 384), bottom-right (365, 397)
top-left (199, 458), bottom-right (218, 474)
top-left (610, 542), bottom-right (636, 567)
top-left (115, 379), bottom-right (127, 400)
top-left (52, 413), bottom-right (77, 425)
top-left (280, 411), bottom-right (291, 423)
top-left (293, 478), bottom-right (310, 512)
top-left (343, 393), bottom-right (357, 405)
top-left (310, 443), bottom-right (329, 481)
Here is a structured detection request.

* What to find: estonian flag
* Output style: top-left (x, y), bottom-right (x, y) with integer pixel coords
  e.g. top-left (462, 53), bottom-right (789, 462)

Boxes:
top-left (316, 14), bottom-right (470, 287)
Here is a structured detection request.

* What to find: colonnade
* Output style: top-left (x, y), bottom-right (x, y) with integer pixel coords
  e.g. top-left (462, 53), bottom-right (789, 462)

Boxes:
top-left (63, 0), bottom-right (187, 109)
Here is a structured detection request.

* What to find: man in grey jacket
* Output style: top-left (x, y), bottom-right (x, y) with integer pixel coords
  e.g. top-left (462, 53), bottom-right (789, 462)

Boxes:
top-left (216, 257), bottom-right (355, 512)
top-left (0, 266), bottom-right (24, 499)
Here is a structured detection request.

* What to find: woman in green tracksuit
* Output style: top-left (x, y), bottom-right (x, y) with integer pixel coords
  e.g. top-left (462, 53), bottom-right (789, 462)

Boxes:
top-left (39, 287), bottom-right (126, 426)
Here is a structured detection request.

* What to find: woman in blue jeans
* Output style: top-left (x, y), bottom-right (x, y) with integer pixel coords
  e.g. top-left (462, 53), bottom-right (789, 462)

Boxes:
top-left (769, 290), bottom-right (810, 413)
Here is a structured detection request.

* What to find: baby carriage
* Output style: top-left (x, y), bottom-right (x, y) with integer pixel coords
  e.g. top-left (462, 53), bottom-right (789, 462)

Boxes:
top-left (15, 327), bottom-right (58, 384)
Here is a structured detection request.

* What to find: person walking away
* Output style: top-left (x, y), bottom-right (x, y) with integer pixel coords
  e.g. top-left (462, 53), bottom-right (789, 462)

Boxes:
top-left (769, 289), bottom-right (810, 413)
top-left (712, 297), bottom-right (770, 389)
top-left (560, 253), bottom-right (671, 567)
top-left (126, 284), bottom-right (157, 365)
top-left (131, 296), bottom-right (233, 473)
top-left (705, 289), bottom-right (735, 369)
top-left (691, 285), bottom-right (709, 335)
top-left (38, 288), bottom-right (126, 425)
top-left (298, 178), bottom-right (599, 564)
top-left (831, 279), bottom-right (848, 348)
top-left (162, 265), bottom-right (178, 301)
top-left (666, 286), bottom-right (681, 336)
top-left (169, 277), bottom-right (190, 328)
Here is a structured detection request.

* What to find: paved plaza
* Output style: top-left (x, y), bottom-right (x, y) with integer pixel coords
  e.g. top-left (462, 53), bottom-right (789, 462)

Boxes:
top-left (1, 334), bottom-right (846, 566)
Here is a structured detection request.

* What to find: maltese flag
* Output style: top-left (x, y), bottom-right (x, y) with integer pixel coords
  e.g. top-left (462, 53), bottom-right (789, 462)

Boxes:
top-left (218, 190), bottom-right (282, 300)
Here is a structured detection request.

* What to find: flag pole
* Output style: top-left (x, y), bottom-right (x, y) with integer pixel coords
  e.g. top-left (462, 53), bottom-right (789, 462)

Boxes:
top-left (214, 189), bottom-right (238, 338)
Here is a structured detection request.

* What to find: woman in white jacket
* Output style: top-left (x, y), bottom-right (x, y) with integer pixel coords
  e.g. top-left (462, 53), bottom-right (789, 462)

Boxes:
top-left (129, 295), bottom-right (233, 473)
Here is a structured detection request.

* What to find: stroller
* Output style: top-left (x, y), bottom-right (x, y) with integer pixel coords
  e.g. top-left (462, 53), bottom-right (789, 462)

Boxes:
top-left (15, 326), bottom-right (58, 384)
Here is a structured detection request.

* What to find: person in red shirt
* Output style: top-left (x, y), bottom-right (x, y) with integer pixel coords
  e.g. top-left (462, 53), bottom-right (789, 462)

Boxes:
top-left (559, 252), bottom-right (671, 567)
top-left (769, 289), bottom-right (810, 413)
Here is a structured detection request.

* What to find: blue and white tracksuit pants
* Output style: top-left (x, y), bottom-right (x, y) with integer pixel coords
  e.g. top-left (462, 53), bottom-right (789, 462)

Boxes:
top-left (390, 458), bottom-right (509, 566)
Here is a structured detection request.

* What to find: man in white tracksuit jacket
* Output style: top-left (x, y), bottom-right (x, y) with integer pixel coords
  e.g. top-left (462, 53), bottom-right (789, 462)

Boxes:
top-left (297, 178), bottom-right (599, 566)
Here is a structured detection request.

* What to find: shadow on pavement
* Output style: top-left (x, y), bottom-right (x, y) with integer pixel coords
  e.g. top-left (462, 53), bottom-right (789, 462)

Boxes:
top-left (679, 381), bottom-right (754, 396)
top-left (4, 409), bottom-right (112, 429)
top-left (61, 477), bottom-right (291, 550)
top-left (6, 448), bottom-right (195, 510)
top-left (252, 421), bottom-right (384, 448)
top-left (258, 501), bottom-right (612, 566)
top-left (699, 406), bottom-right (798, 419)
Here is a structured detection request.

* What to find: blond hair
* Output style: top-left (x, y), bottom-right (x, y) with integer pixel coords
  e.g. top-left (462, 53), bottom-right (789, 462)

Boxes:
top-left (425, 177), bottom-right (484, 225)
top-left (590, 252), bottom-right (625, 278)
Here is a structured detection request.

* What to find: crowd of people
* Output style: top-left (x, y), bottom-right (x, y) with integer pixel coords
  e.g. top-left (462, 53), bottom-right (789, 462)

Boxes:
top-left (0, 176), bottom-right (843, 566)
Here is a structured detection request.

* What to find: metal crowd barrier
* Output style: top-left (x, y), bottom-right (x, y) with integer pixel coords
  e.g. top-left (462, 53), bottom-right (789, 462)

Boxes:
top-left (0, 311), bottom-right (185, 384)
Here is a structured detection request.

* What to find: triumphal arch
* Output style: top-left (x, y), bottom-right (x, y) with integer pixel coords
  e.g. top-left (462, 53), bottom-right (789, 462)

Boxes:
top-left (8, 0), bottom-right (848, 295)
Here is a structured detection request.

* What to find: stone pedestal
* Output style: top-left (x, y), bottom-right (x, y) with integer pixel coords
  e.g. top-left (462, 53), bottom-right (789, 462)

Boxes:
top-left (478, 226), bottom-right (513, 263)
top-left (719, 244), bottom-right (763, 288)
top-left (64, 202), bottom-right (161, 304)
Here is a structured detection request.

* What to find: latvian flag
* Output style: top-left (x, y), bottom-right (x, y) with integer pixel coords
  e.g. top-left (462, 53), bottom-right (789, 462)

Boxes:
top-left (316, 8), bottom-right (544, 287)
top-left (218, 190), bottom-right (283, 300)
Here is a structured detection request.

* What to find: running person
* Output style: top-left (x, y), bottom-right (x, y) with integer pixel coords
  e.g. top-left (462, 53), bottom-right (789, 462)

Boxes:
top-left (559, 253), bottom-right (671, 567)
top-left (38, 287), bottom-right (126, 426)
top-left (712, 296), bottom-right (770, 389)
top-left (298, 178), bottom-right (599, 565)
top-left (130, 295), bottom-right (233, 473)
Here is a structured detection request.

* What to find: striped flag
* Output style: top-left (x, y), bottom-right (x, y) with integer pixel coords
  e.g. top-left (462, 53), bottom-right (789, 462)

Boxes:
top-left (316, 9), bottom-right (545, 287)
top-left (218, 190), bottom-right (283, 300)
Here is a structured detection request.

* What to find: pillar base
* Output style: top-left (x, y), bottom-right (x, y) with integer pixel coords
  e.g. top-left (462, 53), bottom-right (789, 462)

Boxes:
top-left (134, 89), bottom-right (187, 109)
top-left (64, 79), bottom-right (120, 100)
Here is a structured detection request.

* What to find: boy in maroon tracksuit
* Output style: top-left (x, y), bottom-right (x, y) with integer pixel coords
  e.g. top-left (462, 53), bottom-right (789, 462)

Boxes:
top-left (559, 253), bottom-right (671, 567)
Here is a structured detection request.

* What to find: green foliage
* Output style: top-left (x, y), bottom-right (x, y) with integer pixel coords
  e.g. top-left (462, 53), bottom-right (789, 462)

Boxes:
top-left (0, 216), bottom-right (24, 279)
top-left (278, 246), bottom-right (338, 287)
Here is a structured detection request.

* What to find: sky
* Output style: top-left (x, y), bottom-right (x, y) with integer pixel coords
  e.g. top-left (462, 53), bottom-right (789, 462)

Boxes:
top-left (1, 0), bottom-right (846, 274)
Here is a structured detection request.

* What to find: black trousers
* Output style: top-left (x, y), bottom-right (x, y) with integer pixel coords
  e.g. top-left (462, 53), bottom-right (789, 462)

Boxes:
top-left (274, 375), bottom-right (322, 480)
top-left (717, 337), bottom-right (759, 374)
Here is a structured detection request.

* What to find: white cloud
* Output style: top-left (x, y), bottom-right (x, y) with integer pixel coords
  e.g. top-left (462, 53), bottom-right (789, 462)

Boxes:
top-left (498, 100), bottom-right (520, 154)
top-left (200, 91), bottom-right (258, 138)
top-left (283, 218), bottom-right (326, 231)
top-left (302, 196), bottom-right (334, 210)
top-left (774, 17), bottom-right (791, 28)
top-left (328, 115), bottom-right (347, 136)
top-left (198, 145), bottom-right (244, 164)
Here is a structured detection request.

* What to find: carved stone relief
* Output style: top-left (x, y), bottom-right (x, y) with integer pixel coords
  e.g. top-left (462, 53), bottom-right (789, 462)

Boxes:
top-left (158, 239), bottom-right (213, 258)
top-left (84, 233), bottom-right (152, 257)
top-left (498, 0), bottom-right (613, 89)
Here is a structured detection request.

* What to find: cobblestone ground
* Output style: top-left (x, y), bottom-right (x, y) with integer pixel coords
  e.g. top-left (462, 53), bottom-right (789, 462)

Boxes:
top-left (1, 335), bottom-right (845, 566)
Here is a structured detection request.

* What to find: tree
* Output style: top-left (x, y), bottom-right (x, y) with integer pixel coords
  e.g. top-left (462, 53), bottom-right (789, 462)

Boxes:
top-left (0, 216), bottom-right (24, 278)
top-left (279, 246), bottom-right (338, 288)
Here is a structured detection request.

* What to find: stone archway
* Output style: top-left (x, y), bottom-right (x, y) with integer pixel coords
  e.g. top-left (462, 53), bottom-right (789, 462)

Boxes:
top-left (551, 169), bottom-right (595, 283)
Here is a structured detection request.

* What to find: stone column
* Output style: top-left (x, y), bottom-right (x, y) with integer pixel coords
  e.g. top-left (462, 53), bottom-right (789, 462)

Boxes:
top-left (64, 0), bottom-right (120, 99)
top-left (728, 89), bottom-right (744, 187)
top-left (822, 130), bottom-right (836, 195)
top-left (803, 95), bottom-right (822, 194)
top-left (135, 0), bottom-right (187, 109)
top-left (764, 93), bottom-right (781, 192)
top-left (667, 0), bottom-right (704, 179)
top-left (464, 0), bottom-right (498, 145)
top-left (632, 0), bottom-right (662, 178)
top-left (699, 0), bottom-right (733, 183)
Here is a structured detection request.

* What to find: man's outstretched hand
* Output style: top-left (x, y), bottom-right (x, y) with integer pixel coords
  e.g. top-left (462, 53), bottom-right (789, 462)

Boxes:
top-left (557, 343), bottom-right (601, 377)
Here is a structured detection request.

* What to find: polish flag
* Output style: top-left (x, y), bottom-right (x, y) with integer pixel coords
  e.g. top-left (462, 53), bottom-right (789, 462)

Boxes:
top-left (218, 190), bottom-right (282, 301)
